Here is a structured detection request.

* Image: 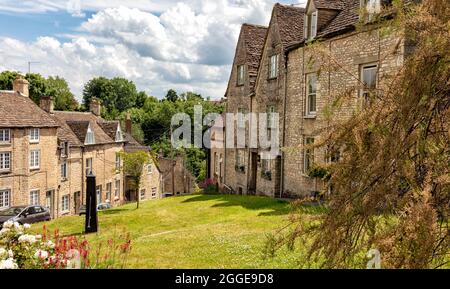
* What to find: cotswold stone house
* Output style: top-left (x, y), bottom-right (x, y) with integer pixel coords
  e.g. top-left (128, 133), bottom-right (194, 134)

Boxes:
top-left (216, 0), bottom-right (409, 198)
top-left (0, 78), bottom-right (161, 218)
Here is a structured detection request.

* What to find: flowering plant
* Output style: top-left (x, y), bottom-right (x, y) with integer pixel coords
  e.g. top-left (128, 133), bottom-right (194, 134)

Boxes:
top-left (0, 221), bottom-right (132, 269)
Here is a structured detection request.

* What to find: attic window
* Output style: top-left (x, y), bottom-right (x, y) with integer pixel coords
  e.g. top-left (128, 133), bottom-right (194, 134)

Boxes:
top-left (115, 126), bottom-right (123, 142)
top-left (85, 125), bottom-right (95, 145)
top-left (361, 0), bottom-right (381, 21)
top-left (304, 10), bottom-right (318, 40)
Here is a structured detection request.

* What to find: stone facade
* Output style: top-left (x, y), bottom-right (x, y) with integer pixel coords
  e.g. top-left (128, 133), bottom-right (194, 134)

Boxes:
top-left (217, 0), bottom-right (408, 199)
top-left (158, 156), bottom-right (196, 196)
top-left (0, 81), bottom-right (162, 219)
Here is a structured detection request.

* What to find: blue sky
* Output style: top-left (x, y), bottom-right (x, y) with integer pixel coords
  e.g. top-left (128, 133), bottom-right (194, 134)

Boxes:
top-left (0, 0), bottom-right (304, 100)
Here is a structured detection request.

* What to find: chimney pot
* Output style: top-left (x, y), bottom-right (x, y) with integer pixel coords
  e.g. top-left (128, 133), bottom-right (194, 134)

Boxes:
top-left (39, 96), bottom-right (54, 113)
top-left (90, 98), bottom-right (101, 116)
top-left (13, 77), bottom-right (29, 97)
top-left (125, 112), bottom-right (132, 134)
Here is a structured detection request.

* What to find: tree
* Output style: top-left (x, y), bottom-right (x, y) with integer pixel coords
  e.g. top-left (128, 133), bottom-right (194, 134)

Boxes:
top-left (267, 0), bottom-right (450, 269)
top-left (164, 89), bottom-right (179, 102)
top-left (0, 71), bottom-right (20, 90)
top-left (83, 77), bottom-right (139, 119)
top-left (119, 151), bottom-right (150, 209)
top-left (46, 76), bottom-right (78, 111)
top-left (25, 73), bottom-right (48, 104)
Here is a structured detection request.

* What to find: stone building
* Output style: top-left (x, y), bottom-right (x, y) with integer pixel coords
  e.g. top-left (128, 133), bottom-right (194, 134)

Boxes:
top-left (158, 156), bottom-right (196, 196)
top-left (217, 0), bottom-right (409, 198)
top-left (0, 78), bottom-right (162, 218)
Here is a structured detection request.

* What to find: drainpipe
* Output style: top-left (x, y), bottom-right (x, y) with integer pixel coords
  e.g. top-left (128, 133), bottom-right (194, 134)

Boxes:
top-left (223, 100), bottom-right (228, 190)
top-left (280, 51), bottom-right (289, 199)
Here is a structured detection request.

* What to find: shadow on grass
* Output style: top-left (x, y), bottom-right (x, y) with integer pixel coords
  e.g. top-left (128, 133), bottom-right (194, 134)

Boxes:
top-left (182, 194), bottom-right (294, 216)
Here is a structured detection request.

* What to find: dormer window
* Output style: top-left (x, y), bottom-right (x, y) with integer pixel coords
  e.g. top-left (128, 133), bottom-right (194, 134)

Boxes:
top-left (115, 126), bottom-right (123, 142)
top-left (304, 10), bottom-right (318, 40)
top-left (237, 65), bottom-right (245, 86)
top-left (85, 124), bottom-right (95, 145)
top-left (361, 0), bottom-right (381, 21)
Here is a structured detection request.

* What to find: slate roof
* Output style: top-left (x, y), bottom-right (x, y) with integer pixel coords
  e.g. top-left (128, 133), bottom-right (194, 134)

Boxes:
top-left (273, 4), bottom-right (306, 48)
top-left (241, 23), bottom-right (268, 91)
top-left (0, 91), bottom-right (59, 128)
top-left (52, 111), bottom-right (117, 146)
top-left (312, 0), bottom-right (347, 10)
top-left (317, 0), bottom-right (360, 38)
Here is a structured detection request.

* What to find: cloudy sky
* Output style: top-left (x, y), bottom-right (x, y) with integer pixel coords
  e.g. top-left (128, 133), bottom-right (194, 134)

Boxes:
top-left (0, 0), bottom-right (305, 100)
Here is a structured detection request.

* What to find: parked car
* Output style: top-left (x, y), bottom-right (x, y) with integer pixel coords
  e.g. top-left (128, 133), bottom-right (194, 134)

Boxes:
top-left (78, 203), bottom-right (111, 216)
top-left (0, 206), bottom-right (51, 227)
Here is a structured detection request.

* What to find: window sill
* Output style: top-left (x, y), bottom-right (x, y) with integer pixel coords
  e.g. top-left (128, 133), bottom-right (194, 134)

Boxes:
top-left (30, 167), bottom-right (40, 171)
top-left (0, 170), bottom-right (11, 174)
top-left (0, 142), bottom-right (11, 146)
top-left (60, 210), bottom-right (70, 215)
top-left (61, 178), bottom-right (68, 182)
top-left (29, 141), bottom-right (40, 144)
top-left (303, 114), bottom-right (317, 119)
top-left (236, 83), bottom-right (244, 87)
top-left (267, 77), bottom-right (278, 81)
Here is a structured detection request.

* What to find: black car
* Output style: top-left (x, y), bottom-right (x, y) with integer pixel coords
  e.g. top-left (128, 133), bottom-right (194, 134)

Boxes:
top-left (0, 206), bottom-right (51, 227)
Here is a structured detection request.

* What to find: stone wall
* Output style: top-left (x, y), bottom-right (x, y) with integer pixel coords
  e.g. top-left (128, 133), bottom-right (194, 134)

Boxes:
top-left (283, 28), bottom-right (405, 197)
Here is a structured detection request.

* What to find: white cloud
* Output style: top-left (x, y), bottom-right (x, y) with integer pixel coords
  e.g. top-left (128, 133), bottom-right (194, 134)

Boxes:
top-left (0, 0), bottom-right (304, 100)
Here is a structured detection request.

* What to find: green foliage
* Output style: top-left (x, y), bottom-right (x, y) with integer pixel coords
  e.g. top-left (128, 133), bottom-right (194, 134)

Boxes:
top-left (82, 77), bottom-right (146, 119)
top-left (119, 151), bottom-right (150, 209)
top-left (0, 71), bottom-right (78, 110)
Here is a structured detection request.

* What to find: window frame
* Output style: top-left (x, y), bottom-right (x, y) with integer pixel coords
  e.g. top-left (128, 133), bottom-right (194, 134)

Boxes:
top-left (268, 54), bottom-right (279, 79)
top-left (151, 187), bottom-right (157, 198)
top-left (361, 0), bottom-right (381, 21)
top-left (61, 161), bottom-right (68, 180)
top-left (0, 189), bottom-right (11, 209)
top-left (30, 149), bottom-right (40, 170)
top-left (61, 195), bottom-right (70, 212)
top-left (85, 125), bottom-right (95, 145)
top-left (303, 137), bottom-right (315, 173)
top-left (0, 151), bottom-right (11, 172)
top-left (85, 158), bottom-right (93, 176)
top-left (29, 128), bottom-right (40, 143)
top-left (360, 63), bottom-right (378, 101)
top-left (0, 129), bottom-right (11, 143)
top-left (235, 149), bottom-right (245, 172)
top-left (237, 65), bottom-right (245, 86)
top-left (140, 189), bottom-right (146, 201)
top-left (306, 73), bottom-right (317, 116)
top-left (115, 154), bottom-right (121, 171)
top-left (29, 190), bottom-right (40, 206)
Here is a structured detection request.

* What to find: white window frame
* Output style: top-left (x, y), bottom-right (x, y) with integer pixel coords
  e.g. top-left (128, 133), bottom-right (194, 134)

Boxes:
top-left (0, 189), bottom-right (11, 209)
top-left (0, 152), bottom-right (11, 172)
top-left (236, 149), bottom-right (245, 168)
top-left (30, 150), bottom-right (40, 170)
top-left (85, 125), bottom-right (95, 145)
top-left (29, 128), bottom-right (40, 143)
top-left (140, 189), bottom-right (146, 201)
top-left (61, 161), bottom-right (68, 180)
top-left (0, 129), bottom-right (11, 143)
top-left (214, 153), bottom-right (219, 175)
top-left (96, 186), bottom-right (102, 204)
top-left (29, 190), bottom-right (40, 206)
top-left (61, 195), bottom-right (70, 212)
top-left (360, 63), bottom-right (378, 101)
top-left (85, 158), bottom-right (93, 176)
top-left (237, 65), bottom-right (245, 86)
top-left (303, 137), bottom-right (315, 173)
top-left (310, 11), bottom-right (318, 39)
top-left (269, 54), bottom-right (279, 79)
top-left (306, 73), bottom-right (317, 116)
top-left (151, 187), bottom-right (157, 199)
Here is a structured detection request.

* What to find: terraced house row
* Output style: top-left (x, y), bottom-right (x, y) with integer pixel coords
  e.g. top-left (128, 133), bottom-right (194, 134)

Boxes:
top-left (0, 78), bottom-right (162, 218)
top-left (211, 0), bottom-right (411, 198)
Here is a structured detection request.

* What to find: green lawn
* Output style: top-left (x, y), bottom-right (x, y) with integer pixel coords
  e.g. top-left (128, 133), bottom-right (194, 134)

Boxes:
top-left (35, 194), bottom-right (318, 269)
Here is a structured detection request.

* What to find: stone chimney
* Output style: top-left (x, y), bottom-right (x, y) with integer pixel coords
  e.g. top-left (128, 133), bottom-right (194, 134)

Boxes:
top-left (125, 112), bottom-right (132, 134)
top-left (13, 77), bottom-right (29, 97)
top-left (40, 96), bottom-right (54, 113)
top-left (90, 98), bottom-right (101, 116)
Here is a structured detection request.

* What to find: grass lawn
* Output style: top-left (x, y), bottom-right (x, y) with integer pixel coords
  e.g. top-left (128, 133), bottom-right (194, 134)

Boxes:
top-left (34, 194), bottom-right (319, 269)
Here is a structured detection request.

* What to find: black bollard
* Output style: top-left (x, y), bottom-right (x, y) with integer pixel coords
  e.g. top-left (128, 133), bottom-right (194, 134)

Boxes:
top-left (85, 173), bottom-right (98, 233)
